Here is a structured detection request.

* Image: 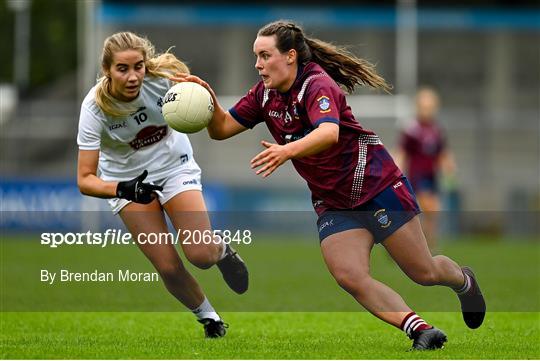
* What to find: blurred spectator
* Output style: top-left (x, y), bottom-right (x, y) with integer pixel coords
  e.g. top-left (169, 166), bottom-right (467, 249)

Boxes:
top-left (395, 87), bottom-right (457, 252)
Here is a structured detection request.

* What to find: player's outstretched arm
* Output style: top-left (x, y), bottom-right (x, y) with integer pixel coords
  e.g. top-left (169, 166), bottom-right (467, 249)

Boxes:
top-left (77, 150), bottom-right (162, 203)
top-left (250, 122), bottom-right (339, 178)
top-left (77, 150), bottom-right (118, 198)
top-left (284, 122), bottom-right (339, 159)
top-left (170, 73), bottom-right (247, 140)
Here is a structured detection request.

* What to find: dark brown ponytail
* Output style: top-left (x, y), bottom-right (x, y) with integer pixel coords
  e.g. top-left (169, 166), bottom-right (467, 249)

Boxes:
top-left (258, 20), bottom-right (392, 94)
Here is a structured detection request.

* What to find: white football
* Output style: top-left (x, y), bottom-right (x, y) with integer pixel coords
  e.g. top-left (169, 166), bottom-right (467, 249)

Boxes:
top-left (162, 82), bottom-right (214, 133)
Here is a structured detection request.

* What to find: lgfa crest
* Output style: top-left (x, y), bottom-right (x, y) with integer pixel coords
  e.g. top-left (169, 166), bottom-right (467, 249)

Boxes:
top-left (317, 95), bottom-right (331, 113)
top-left (374, 209), bottom-right (391, 228)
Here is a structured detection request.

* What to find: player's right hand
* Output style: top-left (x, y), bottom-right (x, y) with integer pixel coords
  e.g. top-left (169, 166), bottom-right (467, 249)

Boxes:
top-left (116, 170), bottom-right (163, 204)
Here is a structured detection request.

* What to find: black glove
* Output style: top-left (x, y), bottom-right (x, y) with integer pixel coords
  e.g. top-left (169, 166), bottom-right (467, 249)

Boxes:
top-left (116, 170), bottom-right (163, 204)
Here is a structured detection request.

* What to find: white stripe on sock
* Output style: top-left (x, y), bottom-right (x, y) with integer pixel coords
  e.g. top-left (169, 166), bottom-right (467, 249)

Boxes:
top-left (403, 315), bottom-right (419, 334)
top-left (408, 319), bottom-right (424, 333)
top-left (407, 318), bottom-right (428, 336)
top-left (456, 273), bottom-right (472, 294)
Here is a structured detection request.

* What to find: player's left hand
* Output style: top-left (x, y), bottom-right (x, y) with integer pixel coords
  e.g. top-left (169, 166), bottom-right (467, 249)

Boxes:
top-left (250, 140), bottom-right (291, 178)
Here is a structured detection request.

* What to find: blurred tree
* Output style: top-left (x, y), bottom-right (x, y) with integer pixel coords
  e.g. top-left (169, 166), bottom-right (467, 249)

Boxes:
top-left (0, 1), bottom-right (15, 84)
top-left (1, 0), bottom-right (77, 92)
top-left (30, 0), bottom-right (77, 90)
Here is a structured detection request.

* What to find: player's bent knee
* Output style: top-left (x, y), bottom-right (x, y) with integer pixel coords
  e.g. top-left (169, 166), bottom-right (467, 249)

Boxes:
top-left (184, 248), bottom-right (216, 269)
top-left (409, 269), bottom-right (439, 286)
top-left (333, 270), bottom-right (369, 296)
top-left (156, 263), bottom-right (186, 284)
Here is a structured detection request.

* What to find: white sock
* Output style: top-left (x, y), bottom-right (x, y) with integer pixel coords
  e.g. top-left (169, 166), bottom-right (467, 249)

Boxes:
top-left (216, 233), bottom-right (227, 261)
top-left (401, 312), bottom-right (431, 337)
top-left (191, 297), bottom-right (220, 322)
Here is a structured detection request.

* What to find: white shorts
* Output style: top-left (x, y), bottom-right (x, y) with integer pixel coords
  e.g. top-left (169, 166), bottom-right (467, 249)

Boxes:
top-left (108, 160), bottom-right (202, 214)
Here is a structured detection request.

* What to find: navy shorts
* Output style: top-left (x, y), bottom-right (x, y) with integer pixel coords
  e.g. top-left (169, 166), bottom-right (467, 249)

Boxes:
top-left (317, 177), bottom-right (421, 244)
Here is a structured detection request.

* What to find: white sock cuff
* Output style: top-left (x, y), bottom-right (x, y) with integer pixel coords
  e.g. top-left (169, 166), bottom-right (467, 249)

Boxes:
top-left (216, 232), bottom-right (227, 261)
top-left (191, 297), bottom-right (212, 313)
top-left (456, 273), bottom-right (471, 294)
top-left (191, 297), bottom-right (220, 321)
top-left (402, 313), bottom-right (428, 336)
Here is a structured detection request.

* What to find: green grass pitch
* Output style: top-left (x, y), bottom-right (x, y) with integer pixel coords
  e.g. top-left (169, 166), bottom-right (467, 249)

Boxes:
top-left (2, 312), bottom-right (539, 359)
top-left (1, 235), bottom-right (539, 359)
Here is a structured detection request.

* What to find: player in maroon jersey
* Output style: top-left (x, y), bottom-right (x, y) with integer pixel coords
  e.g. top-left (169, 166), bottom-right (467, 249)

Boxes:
top-left (395, 87), bottom-right (457, 252)
top-left (171, 20), bottom-right (484, 350)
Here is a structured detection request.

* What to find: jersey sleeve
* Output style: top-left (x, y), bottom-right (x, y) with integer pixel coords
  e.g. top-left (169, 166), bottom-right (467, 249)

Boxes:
top-left (229, 84), bottom-right (264, 129)
top-left (304, 80), bottom-right (341, 128)
top-left (77, 104), bottom-right (103, 150)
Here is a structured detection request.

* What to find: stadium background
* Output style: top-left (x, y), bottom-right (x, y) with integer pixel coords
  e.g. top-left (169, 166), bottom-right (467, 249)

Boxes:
top-left (1, 0), bottom-right (539, 235)
top-left (1, 0), bottom-right (539, 359)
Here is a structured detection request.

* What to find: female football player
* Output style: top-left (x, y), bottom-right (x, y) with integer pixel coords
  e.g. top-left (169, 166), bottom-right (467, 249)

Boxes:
top-left (172, 21), bottom-right (485, 350)
top-left (77, 31), bottom-right (248, 338)
top-left (395, 87), bottom-right (457, 252)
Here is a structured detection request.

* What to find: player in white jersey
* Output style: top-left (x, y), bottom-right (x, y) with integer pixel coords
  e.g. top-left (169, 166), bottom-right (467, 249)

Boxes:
top-left (76, 32), bottom-right (248, 338)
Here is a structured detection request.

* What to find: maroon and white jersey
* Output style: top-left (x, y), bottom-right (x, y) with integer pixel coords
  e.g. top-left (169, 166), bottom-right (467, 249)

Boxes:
top-left (399, 120), bottom-right (446, 181)
top-left (230, 62), bottom-right (402, 215)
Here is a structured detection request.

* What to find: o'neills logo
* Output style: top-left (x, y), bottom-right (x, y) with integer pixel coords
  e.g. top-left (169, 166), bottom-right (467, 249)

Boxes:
top-left (129, 125), bottom-right (168, 150)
